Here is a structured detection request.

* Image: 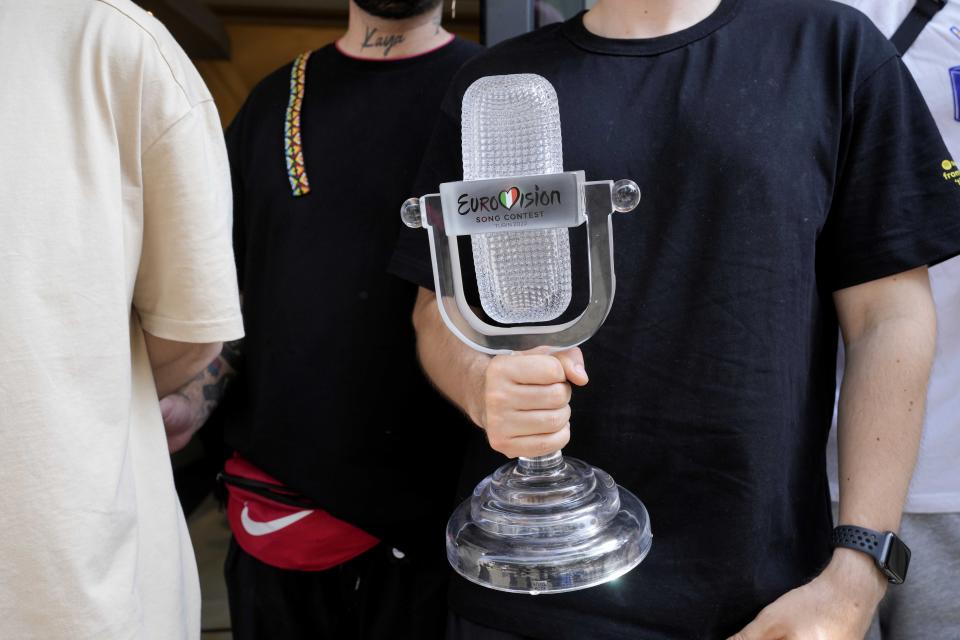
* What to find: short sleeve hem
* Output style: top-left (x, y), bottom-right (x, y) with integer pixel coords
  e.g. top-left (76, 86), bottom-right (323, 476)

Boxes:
top-left (830, 223), bottom-right (960, 291)
top-left (388, 252), bottom-right (436, 292)
top-left (139, 310), bottom-right (244, 344)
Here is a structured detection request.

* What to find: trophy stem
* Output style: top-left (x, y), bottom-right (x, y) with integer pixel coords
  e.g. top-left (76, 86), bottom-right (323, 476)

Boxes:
top-left (517, 451), bottom-right (563, 472)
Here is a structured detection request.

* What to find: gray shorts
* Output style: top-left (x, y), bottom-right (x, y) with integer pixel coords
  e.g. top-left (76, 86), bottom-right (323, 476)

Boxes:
top-left (864, 512), bottom-right (960, 640)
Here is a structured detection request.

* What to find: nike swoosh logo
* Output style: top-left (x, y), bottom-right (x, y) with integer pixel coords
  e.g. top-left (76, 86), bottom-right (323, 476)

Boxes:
top-left (240, 504), bottom-right (313, 536)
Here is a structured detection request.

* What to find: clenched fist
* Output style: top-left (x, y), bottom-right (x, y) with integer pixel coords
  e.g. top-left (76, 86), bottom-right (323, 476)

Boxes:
top-left (477, 347), bottom-right (589, 458)
top-left (160, 392), bottom-right (205, 454)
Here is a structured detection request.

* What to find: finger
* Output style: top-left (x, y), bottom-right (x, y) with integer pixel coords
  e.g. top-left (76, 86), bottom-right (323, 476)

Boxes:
top-left (519, 345), bottom-right (555, 356)
top-left (507, 406), bottom-right (572, 438)
top-left (485, 406), bottom-right (571, 443)
top-left (491, 424), bottom-right (571, 459)
top-left (504, 382), bottom-right (572, 411)
top-left (554, 347), bottom-right (588, 386)
top-left (490, 354), bottom-right (566, 385)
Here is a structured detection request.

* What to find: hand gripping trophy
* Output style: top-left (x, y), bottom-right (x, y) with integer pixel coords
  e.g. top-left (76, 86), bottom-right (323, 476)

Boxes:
top-left (400, 74), bottom-right (652, 594)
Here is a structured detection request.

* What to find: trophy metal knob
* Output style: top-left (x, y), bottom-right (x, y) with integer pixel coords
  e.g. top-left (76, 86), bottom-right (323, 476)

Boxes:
top-left (400, 197), bottom-right (423, 229)
top-left (612, 179), bottom-right (641, 213)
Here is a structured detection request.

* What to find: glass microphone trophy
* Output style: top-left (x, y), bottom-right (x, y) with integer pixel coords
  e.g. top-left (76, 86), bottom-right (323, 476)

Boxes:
top-left (400, 74), bottom-right (652, 594)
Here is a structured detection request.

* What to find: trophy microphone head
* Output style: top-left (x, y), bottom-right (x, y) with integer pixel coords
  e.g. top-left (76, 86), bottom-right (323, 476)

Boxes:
top-left (462, 74), bottom-right (572, 324)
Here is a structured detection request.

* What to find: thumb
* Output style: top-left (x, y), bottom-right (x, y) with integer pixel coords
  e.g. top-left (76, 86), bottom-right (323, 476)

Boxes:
top-left (554, 347), bottom-right (588, 386)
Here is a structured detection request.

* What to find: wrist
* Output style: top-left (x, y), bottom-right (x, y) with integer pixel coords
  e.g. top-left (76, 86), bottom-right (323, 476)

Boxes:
top-left (824, 547), bottom-right (888, 604)
top-left (460, 353), bottom-right (493, 429)
top-left (464, 357), bottom-right (490, 429)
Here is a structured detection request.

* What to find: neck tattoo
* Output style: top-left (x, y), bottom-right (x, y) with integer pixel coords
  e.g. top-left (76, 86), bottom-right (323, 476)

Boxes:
top-left (362, 25), bottom-right (406, 56)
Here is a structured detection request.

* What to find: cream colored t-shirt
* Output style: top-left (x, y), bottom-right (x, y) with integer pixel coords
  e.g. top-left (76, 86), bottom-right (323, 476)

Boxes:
top-left (0, 1), bottom-right (243, 637)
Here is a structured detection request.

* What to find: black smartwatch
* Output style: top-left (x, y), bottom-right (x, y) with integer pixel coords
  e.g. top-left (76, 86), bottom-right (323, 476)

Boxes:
top-left (830, 525), bottom-right (911, 584)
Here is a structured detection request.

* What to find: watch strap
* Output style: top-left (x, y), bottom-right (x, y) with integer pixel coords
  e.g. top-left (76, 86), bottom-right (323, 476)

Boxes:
top-left (831, 525), bottom-right (909, 584)
top-left (831, 525), bottom-right (884, 560)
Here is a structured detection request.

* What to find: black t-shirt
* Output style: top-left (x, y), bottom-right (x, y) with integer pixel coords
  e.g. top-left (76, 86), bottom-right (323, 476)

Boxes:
top-left (220, 38), bottom-right (482, 557)
top-left (390, 2), bottom-right (960, 638)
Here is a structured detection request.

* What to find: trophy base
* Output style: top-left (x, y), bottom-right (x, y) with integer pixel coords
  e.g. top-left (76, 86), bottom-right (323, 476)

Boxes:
top-left (446, 453), bottom-right (652, 594)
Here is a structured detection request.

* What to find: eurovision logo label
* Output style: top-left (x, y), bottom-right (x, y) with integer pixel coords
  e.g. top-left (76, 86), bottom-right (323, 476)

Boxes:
top-left (457, 184), bottom-right (562, 217)
top-left (438, 172), bottom-right (583, 236)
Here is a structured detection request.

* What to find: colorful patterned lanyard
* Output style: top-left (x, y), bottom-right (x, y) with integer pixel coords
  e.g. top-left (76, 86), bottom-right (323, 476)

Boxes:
top-left (285, 51), bottom-right (312, 197)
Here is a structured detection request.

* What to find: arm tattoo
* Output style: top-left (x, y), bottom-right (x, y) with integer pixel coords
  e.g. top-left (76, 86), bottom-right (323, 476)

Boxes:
top-left (219, 339), bottom-right (244, 371)
top-left (202, 372), bottom-right (231, 405)
top-left (200, 340), bottom-right (241, 407)
top-left (362, 25), bottom-right (406, 56)
top-left (177, 340), bottom-right (242, 426)
top-left (163, 341), bottom-right (243, 434)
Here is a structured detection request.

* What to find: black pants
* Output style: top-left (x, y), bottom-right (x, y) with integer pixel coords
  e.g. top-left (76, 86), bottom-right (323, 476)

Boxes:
top-left (225, 537), bottom-right (449, 640)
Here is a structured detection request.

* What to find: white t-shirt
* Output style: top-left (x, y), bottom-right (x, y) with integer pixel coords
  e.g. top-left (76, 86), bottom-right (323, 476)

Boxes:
top-left (0, 1), bottom-right (243, 637)
top-left (828, 0), bottom-right (960, 513)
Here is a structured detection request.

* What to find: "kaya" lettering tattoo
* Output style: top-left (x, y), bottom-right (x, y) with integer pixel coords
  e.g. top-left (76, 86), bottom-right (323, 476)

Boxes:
top-left (362, 26), bottom-right (405, 56)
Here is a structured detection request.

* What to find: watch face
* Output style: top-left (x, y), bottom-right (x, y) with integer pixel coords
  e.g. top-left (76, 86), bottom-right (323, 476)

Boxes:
top-left (883, 534), bottom-right (911, 584)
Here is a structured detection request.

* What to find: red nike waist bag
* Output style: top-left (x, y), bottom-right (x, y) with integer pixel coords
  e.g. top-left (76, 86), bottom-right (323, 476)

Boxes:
top-left (221, 453), bottom-right (379, 571)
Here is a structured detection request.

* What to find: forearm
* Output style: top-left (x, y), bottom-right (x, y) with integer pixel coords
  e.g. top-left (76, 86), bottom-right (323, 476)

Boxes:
top-left (836, 313), bottom-right (935, 531)
top-left (412, 287), bottom-right (490, 426)
top-left (729, 272), bottom-right (936, 639)
top-left (143, 332), bottom-right (223, 397)
top-left (168, 338), bottom-right (243, 424)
